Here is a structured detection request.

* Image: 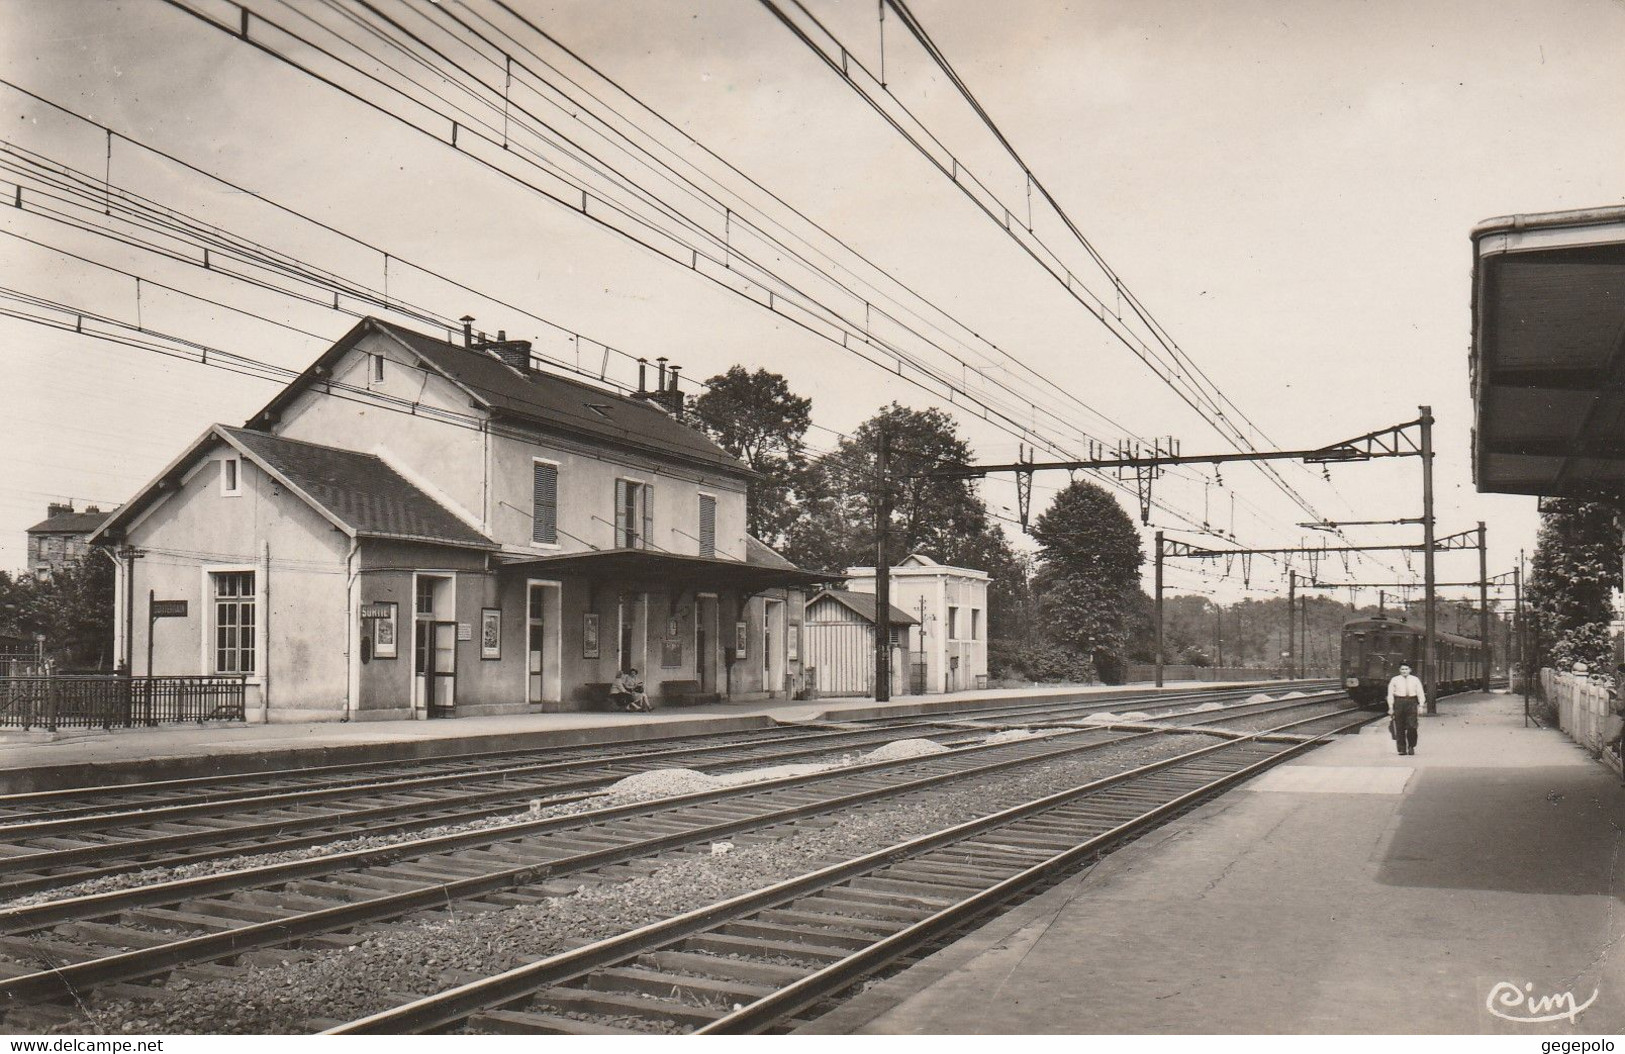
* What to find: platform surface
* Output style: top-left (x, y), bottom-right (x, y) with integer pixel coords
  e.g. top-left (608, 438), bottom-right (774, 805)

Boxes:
top-left (0, 679), bottom-right (1270, 791)
top-left (807, 691), bottom-right (1625, 1035)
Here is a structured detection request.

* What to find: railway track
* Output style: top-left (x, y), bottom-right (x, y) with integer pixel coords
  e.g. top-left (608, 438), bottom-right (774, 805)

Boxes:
top-left (329, 706), bottom-right (1372, 1035)
top-left (0, 692), bottom-right (1349, 1032)
top-left (0, 680), bottom-right (1329, 822)
top-left (0, 683), bottom-right (1330, 901)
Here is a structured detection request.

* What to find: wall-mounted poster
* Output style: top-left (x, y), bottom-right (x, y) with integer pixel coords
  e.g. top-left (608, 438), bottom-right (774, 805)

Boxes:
top-left (583, 613), bottom-right (600, 659)
top-left (787, 623), bottom-right (800, 663)
top-left (369, 601), bottom-right (398, 659)
top-left (666, 616), bottom-right (680, 638)
top-left (735, 620), bottom-right (748, 659)
top-left (661, 638), bottom-right (683, 668)
top-left (481, 608), bottom-right (502, 660)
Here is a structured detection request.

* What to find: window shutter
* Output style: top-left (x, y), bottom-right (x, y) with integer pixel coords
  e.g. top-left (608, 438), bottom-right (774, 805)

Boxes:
top-left (699, 495), bottom-right (716, 558)
top-left (641, 483), bottom-right (654, 551)
top-left (532, 463), bottom-right (557, 544)
top-left (614, 479), bottom-right (628, 547)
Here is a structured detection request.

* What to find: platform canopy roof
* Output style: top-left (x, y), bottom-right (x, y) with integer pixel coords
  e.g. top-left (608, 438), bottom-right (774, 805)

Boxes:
top-left (1471, 206), bottom-right (1625, 497)
top-left (500, 547), bottom-right (841, 594)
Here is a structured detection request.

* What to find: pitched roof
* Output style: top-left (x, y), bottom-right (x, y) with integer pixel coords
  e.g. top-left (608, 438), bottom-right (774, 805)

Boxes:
top-left (246, 318), bottom-right (749, 477)
top-left (26, 510), bottom-right (113, 535)
top-left (809, 589), bottom-right (918, 626)
top-left (220, 428), bottom-right (495, 549)
top-left (745, 534), bottom-right (797, 570)
top-left (93, 426), bottom-right (496, 552)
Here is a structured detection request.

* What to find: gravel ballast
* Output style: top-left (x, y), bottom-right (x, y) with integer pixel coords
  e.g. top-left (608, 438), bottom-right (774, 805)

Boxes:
top-left (46, 733), bottom-right (1225, 1035)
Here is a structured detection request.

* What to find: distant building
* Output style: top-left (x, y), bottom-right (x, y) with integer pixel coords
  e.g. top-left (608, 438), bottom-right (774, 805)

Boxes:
top-left (844, 553), bottom-right (990, 693)
top-left (25, 503), bottom-right (111, 576)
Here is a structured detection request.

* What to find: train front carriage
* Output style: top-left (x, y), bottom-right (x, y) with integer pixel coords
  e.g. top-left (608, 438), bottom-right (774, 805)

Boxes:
top-left (1341, 616), bottom-right (1487, 706)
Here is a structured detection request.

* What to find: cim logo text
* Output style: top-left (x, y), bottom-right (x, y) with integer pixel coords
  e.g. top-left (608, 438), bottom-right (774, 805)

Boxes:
top-left (1487, 981), bottom-right (1599, 1024)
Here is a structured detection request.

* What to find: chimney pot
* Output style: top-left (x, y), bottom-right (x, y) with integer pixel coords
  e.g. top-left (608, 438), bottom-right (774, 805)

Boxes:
top-left (460, 316), bottom-right (475, 347)
top-left (656, 356), bottom-right (668, 391)
top-left (637, 357), bottom-right (648, 394)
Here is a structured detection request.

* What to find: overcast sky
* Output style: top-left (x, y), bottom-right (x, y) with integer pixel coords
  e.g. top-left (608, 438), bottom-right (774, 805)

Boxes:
top-left (3, 0), bottom-right (1622, 607)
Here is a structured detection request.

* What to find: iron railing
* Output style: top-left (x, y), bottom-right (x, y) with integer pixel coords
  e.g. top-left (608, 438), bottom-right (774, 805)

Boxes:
top-left (0, 674), bottom-right (247, 731)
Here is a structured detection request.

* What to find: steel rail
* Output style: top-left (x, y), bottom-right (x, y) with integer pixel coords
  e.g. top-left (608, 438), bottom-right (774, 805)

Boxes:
top-left (0, 690), bottom-right (1339, 901)
top-left (0, 685), bottom-right (1317, 876)
top-left (0, 695), bottom-right (1345, 1011)
top-left (0, 680), bottom-right (1308, 822)
top-left (327, 706), bottom-right (1365, 1034)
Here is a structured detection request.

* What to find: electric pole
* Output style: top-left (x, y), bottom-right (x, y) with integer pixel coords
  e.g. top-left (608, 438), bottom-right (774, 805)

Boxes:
top-left (1288, 570), bottom-right (1297, 680)
top-left (1154, 531), bottom-right (1165, 687)
top-left (874, 425), bottom-right (891, 702)
top-left (1479, 521), bottom-right (1491, 691)
top-left (1421, 405), bottom-right (1438, 714)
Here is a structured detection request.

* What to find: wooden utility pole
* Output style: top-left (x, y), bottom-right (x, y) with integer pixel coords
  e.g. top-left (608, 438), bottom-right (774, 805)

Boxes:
top-left (874, 425), bottom-right (891, 702)
top-left (1154, 531), bottom-right (1165, 687)
top-left (1421, 405), bottom-right (1438, 714)
top-left (1214, 603), bottom-right (1223, 670)
top-left (1479, 521), bottom-right (1491, 691)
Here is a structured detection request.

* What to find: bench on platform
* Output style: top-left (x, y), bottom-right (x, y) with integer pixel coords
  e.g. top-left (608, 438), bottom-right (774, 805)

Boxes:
top-left (574, 682), bottom-right (615, 711)
top-left (659, 679), bottom-right (719, 707)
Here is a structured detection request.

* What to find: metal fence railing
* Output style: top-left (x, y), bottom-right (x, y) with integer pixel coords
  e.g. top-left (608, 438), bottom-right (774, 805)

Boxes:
top-left (0, 674), bottom-right (248, 732)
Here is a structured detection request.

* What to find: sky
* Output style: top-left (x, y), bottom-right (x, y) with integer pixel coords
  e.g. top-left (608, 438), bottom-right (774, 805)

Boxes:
top-left (2, 0), bottom-right (1623, 609)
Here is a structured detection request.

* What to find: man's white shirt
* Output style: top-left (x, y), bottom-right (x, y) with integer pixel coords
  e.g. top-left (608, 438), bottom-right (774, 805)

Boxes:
top-left (1386, 673), bottom-right (1426, 712)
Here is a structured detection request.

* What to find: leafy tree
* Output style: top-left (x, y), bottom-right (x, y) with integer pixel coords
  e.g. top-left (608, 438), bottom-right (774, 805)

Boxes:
top-left (781, 403), bottom-right (1031, 640)
top-left (0, 557), bottom-right (115, 670)
top-left (689, 366), bottom-right (813, 549)
top-left (1526, 494), bottom-right (1622, 672)
top-left (1029, 479), bottom-right (1144, 682)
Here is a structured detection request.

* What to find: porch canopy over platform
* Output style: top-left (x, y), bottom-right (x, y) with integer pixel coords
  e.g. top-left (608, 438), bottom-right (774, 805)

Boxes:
top-left (499, 548), bottom-right (842, 594)
top-left (1472, 206), bottom-right (1625, 496)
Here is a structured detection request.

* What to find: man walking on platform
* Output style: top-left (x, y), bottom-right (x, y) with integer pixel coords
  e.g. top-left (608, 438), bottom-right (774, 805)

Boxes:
top-left (1387, 662), bottom-right (1425, 756)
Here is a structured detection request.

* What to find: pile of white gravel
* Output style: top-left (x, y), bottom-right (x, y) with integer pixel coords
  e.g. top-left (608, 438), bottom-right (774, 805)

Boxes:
top-left (980, 729), bottom-right (1042, 746)
top-left (1189, 701), bottom-right (1227, 713)
top-left (1280, 691), bottom-right (1308, 699)
top-left (862, 738), bottom-right (949, 762)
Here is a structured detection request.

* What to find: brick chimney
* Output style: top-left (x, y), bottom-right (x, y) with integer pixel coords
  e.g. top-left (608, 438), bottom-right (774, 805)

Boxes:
top-left (47, 502), bottom-right (73, 519)
top-left (472, 328), bottom-right (534, 373)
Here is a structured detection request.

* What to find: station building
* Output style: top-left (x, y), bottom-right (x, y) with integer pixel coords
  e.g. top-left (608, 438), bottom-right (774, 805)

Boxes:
top-left (91, 317), bottom-right (835, 722)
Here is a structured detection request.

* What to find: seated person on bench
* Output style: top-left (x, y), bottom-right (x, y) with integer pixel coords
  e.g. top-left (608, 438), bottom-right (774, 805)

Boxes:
top-left (610, 666), bottom-right (651, 712)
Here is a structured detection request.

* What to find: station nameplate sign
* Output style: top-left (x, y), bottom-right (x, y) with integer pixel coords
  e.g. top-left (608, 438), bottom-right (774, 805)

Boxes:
top-left (150, 600), bottom-right (189, 619)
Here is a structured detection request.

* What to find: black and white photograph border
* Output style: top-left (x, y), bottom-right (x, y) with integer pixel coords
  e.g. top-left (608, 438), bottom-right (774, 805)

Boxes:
top-left (1, 0), bottom-right (1623, 1047)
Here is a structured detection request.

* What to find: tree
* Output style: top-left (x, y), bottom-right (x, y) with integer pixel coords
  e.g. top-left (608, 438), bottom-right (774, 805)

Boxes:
top-left (0, 556), bottom-right (115, 669)
top-left (688, 366), bottom-right (813, 549)
top-left (782, 402), bottom-right (1031, 642)
top-left (1029, 479), bottom-right (1144, 682)
top-left (1526, 494), bottom-right (1623, 672)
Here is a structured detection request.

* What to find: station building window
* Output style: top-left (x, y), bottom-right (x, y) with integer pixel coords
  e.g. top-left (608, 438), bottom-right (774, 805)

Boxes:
top-left (212, 571), bottom-right (256, 674)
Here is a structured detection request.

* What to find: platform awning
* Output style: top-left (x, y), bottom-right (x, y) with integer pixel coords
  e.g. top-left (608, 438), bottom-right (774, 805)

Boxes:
top-left (498, 548), bottom-right (842, 593)
top-left (1471, 206), bottom-right (1625, 497)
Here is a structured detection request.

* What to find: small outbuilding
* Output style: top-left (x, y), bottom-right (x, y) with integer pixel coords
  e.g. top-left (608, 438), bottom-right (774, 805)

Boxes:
top-left (803, 589), bottom-right (917, 698)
